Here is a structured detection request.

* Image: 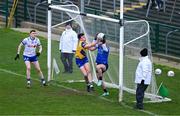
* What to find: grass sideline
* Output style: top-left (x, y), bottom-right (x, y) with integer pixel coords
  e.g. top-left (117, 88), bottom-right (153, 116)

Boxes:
top-left (0, 28), bottom-right (180, 115)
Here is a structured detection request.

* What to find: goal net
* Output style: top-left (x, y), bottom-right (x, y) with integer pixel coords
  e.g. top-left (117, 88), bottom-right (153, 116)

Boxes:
top-left (48, 4), bottom-right (170, 102)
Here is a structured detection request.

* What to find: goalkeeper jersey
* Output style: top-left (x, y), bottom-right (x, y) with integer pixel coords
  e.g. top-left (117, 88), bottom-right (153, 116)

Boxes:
top-left (21, 37), bottom-right (41, 57)
top-left (75, 40), bottom-right (87, 59)
top-left (96, 44), bottom-right (109, 65)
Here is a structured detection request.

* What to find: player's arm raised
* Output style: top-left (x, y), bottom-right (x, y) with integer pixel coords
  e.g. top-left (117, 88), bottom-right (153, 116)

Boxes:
top-left (83, 40), bottom-right (97, 49)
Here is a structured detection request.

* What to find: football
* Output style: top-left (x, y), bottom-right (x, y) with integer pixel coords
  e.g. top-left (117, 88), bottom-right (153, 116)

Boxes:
top-left (155, 68), bottom-right (162, 75)
top-left (167, 70), bottom-right (175, 77)
top-left (97, 33), bottom-right (105, 39)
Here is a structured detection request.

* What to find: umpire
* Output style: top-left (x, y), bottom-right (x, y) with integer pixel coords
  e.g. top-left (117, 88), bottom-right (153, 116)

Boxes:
top-left (59, 22), bottom-right (78, 73)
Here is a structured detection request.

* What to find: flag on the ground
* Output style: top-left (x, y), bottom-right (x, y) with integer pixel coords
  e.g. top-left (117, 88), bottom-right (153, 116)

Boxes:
top-left (159, 84), bottom-right (169, 97)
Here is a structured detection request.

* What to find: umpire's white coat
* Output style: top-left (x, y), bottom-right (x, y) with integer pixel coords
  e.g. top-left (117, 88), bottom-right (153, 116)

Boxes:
top-left (59, 28), bottom-right (78, 53)
top-left (135, 56), bottom-right (152, 85)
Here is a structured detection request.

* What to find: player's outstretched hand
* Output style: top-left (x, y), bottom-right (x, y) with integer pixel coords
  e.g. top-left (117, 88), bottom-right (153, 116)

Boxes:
top-left (36, 52), bottom-right (41, 57)
top-left (14, 54), bottom-right (20, 60)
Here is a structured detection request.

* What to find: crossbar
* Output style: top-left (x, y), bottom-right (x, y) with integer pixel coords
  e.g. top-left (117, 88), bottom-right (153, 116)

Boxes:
top-left (49, 5), bottom-right (119, 23)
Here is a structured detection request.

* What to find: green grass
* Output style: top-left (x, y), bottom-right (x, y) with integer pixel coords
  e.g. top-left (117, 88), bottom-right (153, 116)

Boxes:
top-left (0, 28), bottom-right (180, 115)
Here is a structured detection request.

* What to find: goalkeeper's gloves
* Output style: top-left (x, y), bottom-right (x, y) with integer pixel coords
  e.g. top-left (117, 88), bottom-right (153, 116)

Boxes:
top-left (36, 52), bottom-right (41, 57)
top-left (14, 54), bottom-right (20, 60)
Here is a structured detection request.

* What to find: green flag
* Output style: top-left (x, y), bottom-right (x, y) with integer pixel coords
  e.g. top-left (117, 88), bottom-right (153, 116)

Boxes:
top-left (159, 84), bottom-right (169, 97)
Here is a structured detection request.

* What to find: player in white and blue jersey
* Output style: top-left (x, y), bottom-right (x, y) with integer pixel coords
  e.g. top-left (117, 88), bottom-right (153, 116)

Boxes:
top-left (93, 33), bottom-right (110, 96)
top-left (14, 30), bottom-right (46, 88)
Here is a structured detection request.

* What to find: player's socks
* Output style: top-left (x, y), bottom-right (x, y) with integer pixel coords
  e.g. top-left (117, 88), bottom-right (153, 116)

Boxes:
top-left (99, 76), bottom-right (102, 80)
top-left (97, 80), bottom-right (102, 86)
top-left (103, 89), bottom-right (108, 93)
top-left (97, 76), bottom-right (102, 86)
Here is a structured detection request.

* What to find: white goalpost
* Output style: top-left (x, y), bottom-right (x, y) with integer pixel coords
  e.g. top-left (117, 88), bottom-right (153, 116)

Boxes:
top-left (47, 0), bottom-right (171, 103)
top-left (119, 0), bottom-right (124, 102)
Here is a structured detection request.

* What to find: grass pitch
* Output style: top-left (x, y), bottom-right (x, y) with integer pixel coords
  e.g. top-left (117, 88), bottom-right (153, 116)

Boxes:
top-left (0, 28), bottom-right (180, 115)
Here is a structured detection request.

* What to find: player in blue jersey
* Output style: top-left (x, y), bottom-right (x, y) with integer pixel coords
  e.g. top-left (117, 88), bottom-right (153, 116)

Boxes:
top-left (93, 33), bottom-right (110, 96)
top-left (14, 30), bottom-right (46, 88)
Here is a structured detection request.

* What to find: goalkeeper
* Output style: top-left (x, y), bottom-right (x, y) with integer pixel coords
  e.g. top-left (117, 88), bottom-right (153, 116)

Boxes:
top-left (14, 30), bottom-right (47, 88)
top-left (75, 33), bottom-right (98, 92)
top-left (92, 33), bottom-right (110, 96)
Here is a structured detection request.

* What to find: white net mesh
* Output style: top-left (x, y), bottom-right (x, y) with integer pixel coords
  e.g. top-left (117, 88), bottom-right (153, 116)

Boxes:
top-left (50, 4), bottom-right (161, 101)
top-left (123, 21), bottom-right (157, 99)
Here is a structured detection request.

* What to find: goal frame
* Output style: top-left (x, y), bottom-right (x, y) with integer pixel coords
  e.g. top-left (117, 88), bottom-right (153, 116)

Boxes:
top-left (47, 0), bottom-right (171, 103)
top-left (47, 0), bottom-right (124, 102)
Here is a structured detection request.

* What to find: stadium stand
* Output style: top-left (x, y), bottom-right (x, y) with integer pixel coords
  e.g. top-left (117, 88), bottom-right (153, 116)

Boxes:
top-left (1, 0), bottom-right (179, 27)
top-left (0, 0), bottom-right (180, 59)
top-left (124, 0), bottom-right (180, 27)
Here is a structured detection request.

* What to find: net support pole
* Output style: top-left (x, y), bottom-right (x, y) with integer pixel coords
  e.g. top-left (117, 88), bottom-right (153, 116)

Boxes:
top-left (47, 0), bottom-right (52, 81)
top-left (119, 0), bottom-right (124, 102)
top-left (80, 0), bottom-right (84, 32)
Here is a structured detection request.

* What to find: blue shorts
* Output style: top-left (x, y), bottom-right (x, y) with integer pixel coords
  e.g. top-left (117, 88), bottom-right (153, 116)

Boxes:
top-left (76, 57), bottom-right (88, 68)
top-left (23, 55), bottom-right (38, 62)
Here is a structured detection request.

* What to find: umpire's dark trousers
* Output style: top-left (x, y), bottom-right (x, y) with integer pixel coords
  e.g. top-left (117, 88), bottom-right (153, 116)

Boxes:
top-left (136, 82), bottom-right (148, 109)
top-left (60, 52), bottom-right (74, 73)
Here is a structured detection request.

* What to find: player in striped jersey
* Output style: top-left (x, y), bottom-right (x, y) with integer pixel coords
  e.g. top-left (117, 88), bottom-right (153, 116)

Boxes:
top-left (14, 30), bottom-right (46, 88)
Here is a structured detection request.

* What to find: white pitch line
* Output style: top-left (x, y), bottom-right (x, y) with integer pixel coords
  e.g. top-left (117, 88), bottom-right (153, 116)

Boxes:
top-left (0, 68), bottom-right (26, 78)
top-left (0, 68), bottom-right (112, 102)
top-left (0, 68), bottom-right (156, 115)
top-left (120, 102), bottom-right (156, 115)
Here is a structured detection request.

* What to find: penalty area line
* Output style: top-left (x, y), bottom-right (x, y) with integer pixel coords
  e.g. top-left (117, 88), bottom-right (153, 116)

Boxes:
top-left (0, 68), bottom-right (156, 115)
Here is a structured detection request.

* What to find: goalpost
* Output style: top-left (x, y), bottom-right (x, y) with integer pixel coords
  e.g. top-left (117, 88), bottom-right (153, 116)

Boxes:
top-left (47, 0), bottom-right (171, 102)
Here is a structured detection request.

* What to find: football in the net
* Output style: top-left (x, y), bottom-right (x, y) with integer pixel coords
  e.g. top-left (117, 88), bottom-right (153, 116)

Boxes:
top-left (167, 70), bottom-right (175, 77)
top-left (155, 68), bottom-right (162, 75)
